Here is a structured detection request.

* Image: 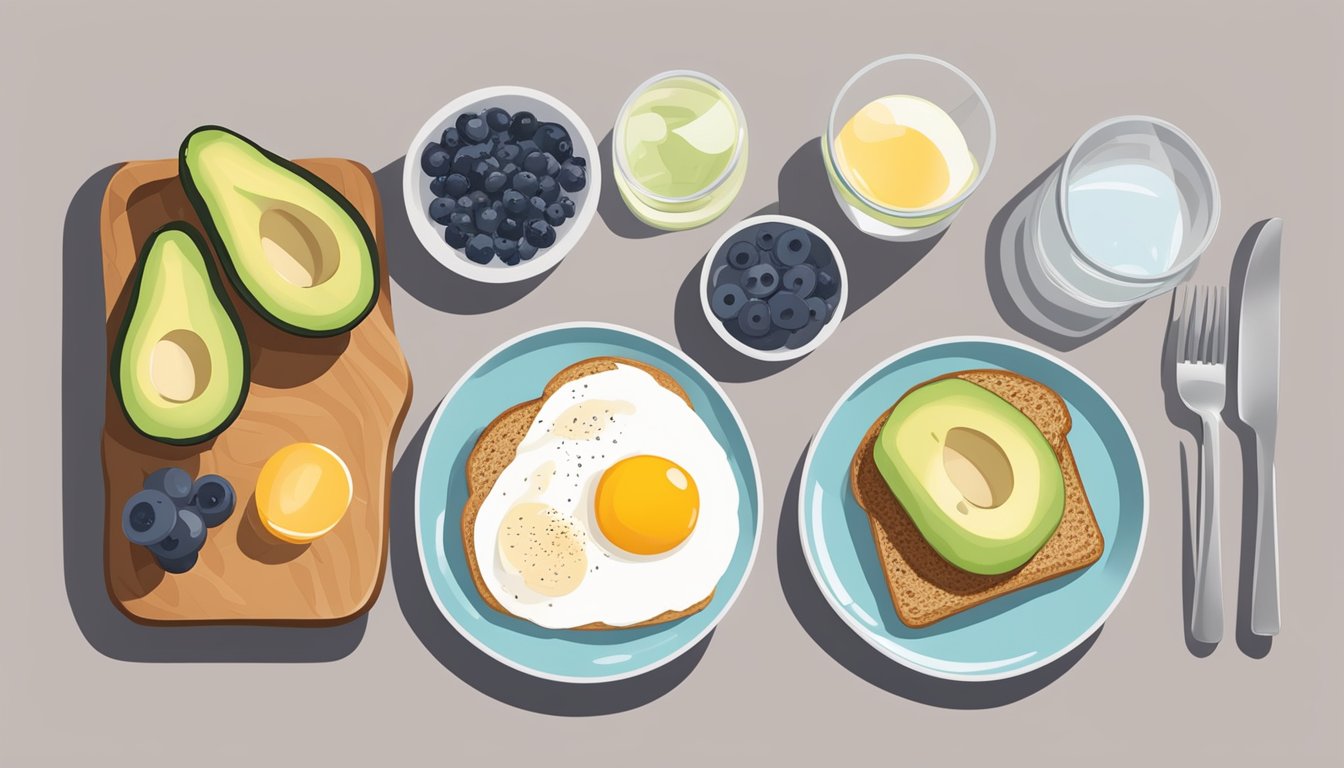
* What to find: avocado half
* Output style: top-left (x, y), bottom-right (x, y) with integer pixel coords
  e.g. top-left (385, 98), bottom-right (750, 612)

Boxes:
top-left (874, 378), bottom-right (1066, 575)
top-left (112, 223), bottom-right (249, 445)
top-left (179, 126), bottom-right (379, 337)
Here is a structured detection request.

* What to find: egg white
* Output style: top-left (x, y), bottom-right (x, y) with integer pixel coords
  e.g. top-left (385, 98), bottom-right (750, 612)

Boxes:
top-left (473, 364), bottom-right (740, 629)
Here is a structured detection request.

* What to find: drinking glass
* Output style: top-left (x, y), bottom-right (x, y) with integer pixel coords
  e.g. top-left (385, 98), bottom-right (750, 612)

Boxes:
top-left (1027, 116), bottom-right (1219, 322)
top-left (823, 54), bottom-right (995, 241)
top-left (613, 70), bottom-right (748, 231)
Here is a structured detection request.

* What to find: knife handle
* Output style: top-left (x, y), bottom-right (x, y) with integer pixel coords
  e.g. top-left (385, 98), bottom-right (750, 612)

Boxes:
top-left (1251, 437), bottom-right (1280, 635)
top-left (1191, 415), bottom-right (1223, 644)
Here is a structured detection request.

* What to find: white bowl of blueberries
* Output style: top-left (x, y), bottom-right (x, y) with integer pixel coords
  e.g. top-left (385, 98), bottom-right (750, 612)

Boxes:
top-left (403, 86), bottom-right (600, 284)
top-left (700, 215), bottom-right (847, 362)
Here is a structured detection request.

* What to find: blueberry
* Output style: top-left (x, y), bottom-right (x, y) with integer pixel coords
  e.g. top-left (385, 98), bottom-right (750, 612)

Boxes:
top-left (805, 296), bottom-right (830, 322)
top-left (499, 162), bottom-right (520, 181)
top-left (483, 107), bottom-right (512, 133)
top-left (736, 299), bottom-right (772, 337)
top-left (517, 238), bottom-right (539, 261)
top-left (449, 211), bottom-right (474, 231)
top-left (144, 467), bottom-right (193, 503)
top-left (149, 508), bottom-right (206, 561)
top-left (776, 228), bottom-right (812, 265)
top-left (567, 155), bottom-right (587, 167)
top-left (537, 175), bottom-right (560, 203)
top-left (515, 139), bottom-right (540, 157)
top-left (450, 152), bottom-right (477, 176)
top-left (420, 143), bottom-right (453, 176)
top-left (444, 223), bottom-right (470, 249)
top-left (741, 263), bottom-right (780, 298)
top-left (490, 199), bottom-right (505, 214)
top-left (455, 111), bottom-right (476, 136)
top-left (456, 142), bottom-right (494, 161)
top-left (512, 171), bottom-right (540, 196)
top-left (189, 475), bottom-right (235, 527)
top-left (476, 206), bottom-right (501, 234)
top-left (814, 267), bottom-right (840, 298)
top-left (522, 151), bottom-right (548, 176)
top-left (755, 228), bottom-right (777, 252)
top-left (711, 283), bottom-right (748, 320)
top-left (544, 203), bottom-right (567, 227)
top-left (558, 196), bottom-right (576, 218)
top-left (469, 190), bottom-right (491, 209)
top-left (493, 235), bottom-right (519, 262)
top-left (429, 175), bottom-right (452, 197)
top-left (509, 111), bottom-right (539, 140)
top-left (768, 290), bottom-right (810, 330)
top-left (524, 219), bottom-right (556, 248)
top-left (498, 216), bottom-right (523, 239)
top-left (494, 143), bottom-right (523, 165)
top-left (782, 264), bottom-right (817, 297)
top-left (535, 123), bottom-right (572, 159)
top-left (527, 195), bottom-right (547, 219)
top-left (502, 189), bottom-right (528, 214)
top-left (427, 196), bottom-right (455, 225)
top-left (454, 195), bottom-right (474, 213)
top-left (483, 171), bottom-right (509, 195)
top-left (154, 550), bottom-right (199, 574)
top-left (726, 240), bottom-right (759, 270)
top-left (742, 325), bottom-right (791, 351)
top-left (557, 161), bottom-right (586, 192)
top-left (121, 489), bottom-right (178, 547)
top-left (440, 126), bottom-right (462, 153)
top-left (461, 115), bottom-right (490, 144)
top-left (542, 153), bottom-right (562, 178)
top-left (465, 233), bottom-right (495, 264)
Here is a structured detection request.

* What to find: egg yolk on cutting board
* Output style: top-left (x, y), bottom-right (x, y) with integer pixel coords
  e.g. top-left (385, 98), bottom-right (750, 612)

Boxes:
top-left (255, 442), bottom-right (352, 544)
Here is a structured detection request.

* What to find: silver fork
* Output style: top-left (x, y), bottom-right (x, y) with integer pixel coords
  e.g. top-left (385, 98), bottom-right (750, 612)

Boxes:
top-left (1171, 285), bottom-right (1229, 644)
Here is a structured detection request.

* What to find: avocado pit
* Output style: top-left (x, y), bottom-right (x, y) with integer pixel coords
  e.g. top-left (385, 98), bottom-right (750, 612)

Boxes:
top-left (150, 329), bottom-right (211, 403)
top-left (941, 426), bottom-right (1014, 511)
top-left (259, 206), bottom-right (339, 288)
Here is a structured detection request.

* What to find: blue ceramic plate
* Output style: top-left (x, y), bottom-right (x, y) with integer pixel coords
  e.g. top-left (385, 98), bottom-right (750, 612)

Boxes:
top-left (800, 337), bottom-right (1147, 681)
top-left (415, 323), bottom-right (762, 683)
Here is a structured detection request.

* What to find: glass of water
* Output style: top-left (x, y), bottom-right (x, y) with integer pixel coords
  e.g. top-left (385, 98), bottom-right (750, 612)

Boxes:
top-left (1028, 116), bottom-right (1219, 322)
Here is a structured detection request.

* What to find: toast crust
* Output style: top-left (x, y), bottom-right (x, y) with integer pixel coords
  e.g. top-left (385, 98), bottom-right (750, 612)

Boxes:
top-left (849, 370), bottom-right (1104, 628)
top-left (463, 356), bottom-right (713, 630)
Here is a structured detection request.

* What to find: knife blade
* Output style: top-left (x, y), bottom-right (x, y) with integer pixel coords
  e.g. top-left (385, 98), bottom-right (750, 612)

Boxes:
top-left (1236, 217), bottom-right (1281, 636)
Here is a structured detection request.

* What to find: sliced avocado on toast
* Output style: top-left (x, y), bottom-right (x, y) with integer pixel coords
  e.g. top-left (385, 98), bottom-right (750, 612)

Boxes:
top-left (112, 223), bottom-right (248, 445)
top-left (179, 126), bottom-right (379, 337)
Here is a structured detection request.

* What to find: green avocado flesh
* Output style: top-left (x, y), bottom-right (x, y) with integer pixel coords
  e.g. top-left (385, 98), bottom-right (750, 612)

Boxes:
top-left (180, 126), bottom-right (378, 337)
top-left (113, 225), bottom-right (248, 445)
top-left (874, 378), bottom-right (1065, 575)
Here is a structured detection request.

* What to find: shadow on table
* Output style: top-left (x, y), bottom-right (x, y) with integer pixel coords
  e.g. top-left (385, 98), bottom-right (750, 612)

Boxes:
top-left (776, 448), bottom-right (1099, 708)
top-left (389, 416), bottom-right (712, 716)
top-left (62, 165), bottom-right (366, 662)
top-left (672, 139), bottom-right (941, 383)
top-left (373, 158), bottom-right (554, 315)
top-left (1225, 220), bottom-right (1276, 659)
top-left (984, 160), bottom-right (1140, 351)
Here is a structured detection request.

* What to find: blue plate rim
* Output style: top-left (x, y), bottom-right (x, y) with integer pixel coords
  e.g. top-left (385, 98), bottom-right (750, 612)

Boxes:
top-left (413, 321), bottom-right (765, 684)
top-left (798, 335), bottom-right (1149, 682)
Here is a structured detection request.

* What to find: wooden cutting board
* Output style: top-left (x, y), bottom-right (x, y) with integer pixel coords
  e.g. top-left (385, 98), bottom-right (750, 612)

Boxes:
top-left (99, 158), bottom-right (412, 624)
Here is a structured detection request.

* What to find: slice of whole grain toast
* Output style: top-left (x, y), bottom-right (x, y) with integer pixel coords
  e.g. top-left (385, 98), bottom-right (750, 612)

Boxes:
top-left (463, 356), bottom-right (713, 630)
top-left (850, 369), bottom-right (1104, 628)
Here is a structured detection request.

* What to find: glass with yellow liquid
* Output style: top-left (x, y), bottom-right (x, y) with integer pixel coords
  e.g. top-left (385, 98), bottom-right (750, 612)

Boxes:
top-left (823, 55), bottom-right (995, 241)
top-left (614, 70), bottom-right (748, 231)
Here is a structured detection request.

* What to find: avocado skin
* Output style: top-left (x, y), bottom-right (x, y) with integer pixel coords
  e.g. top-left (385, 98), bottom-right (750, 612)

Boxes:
top-left (178, 125), bottom-right (381, 338)
top-left (110, 222), bottom-right (250, 446)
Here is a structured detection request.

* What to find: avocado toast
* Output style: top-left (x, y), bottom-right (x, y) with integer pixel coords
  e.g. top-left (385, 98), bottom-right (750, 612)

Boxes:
top-left (462, 356), bottom-right (714, 630)
top-left (850, 370), bottom-right (1104, 628)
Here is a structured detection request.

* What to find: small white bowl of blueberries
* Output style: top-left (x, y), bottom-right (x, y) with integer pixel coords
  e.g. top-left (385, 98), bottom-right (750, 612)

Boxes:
top-left (700, 215), bottom-right (847, 362)
top-left (403, 86), bottom-right (600, 284)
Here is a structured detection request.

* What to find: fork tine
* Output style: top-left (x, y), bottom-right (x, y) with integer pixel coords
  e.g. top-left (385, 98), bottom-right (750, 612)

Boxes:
top-left (1202, 285), bottom-right (1218, 363)
top-left (1179, 285), bottom-right (1196, 363)
top-left (1213, 286), bottom-right (1226, 364)
top-left (1190, 285), bottom-right (1207, 363)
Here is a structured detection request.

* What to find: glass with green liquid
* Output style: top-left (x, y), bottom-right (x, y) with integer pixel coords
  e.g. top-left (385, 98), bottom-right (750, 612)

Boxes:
top-left (613, 71), bottom-right (748, 231)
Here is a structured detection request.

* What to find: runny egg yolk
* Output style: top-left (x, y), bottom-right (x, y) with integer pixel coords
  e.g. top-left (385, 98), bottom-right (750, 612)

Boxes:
top-left (255, 442), bottom-right (352, 544)
top-left (595, 455), bottom-right (698, 555)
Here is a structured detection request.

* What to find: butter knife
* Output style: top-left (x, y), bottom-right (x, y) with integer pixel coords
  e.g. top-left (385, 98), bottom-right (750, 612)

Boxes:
top-left (1236, 218), bottom-right (1281, 636)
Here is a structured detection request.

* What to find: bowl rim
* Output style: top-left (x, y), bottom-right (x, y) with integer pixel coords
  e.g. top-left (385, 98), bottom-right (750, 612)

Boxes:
top-left (401, 85), bottom-right (602, 285)
top-left (699, 214), bottom-right (849, 362)
top-left (412, 321), bottom-right (765, 683)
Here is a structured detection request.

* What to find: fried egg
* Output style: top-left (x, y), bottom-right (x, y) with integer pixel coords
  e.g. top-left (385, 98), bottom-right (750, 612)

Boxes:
top-left (473, 363), bottom-right (739, 629)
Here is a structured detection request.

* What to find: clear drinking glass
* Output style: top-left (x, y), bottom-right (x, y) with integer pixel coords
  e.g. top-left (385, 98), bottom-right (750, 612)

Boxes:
top-left (613, 70), bottom-right (748, 231)
top-left (1027, 116), bottom-right (1219, 321)
top-left (823, 54), bottom-right (995, 241)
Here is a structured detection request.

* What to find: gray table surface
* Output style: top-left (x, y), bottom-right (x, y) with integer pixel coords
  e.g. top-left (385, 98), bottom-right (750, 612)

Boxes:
top-left (3, 0), bottom-right (1341, 764)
